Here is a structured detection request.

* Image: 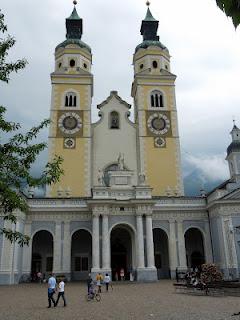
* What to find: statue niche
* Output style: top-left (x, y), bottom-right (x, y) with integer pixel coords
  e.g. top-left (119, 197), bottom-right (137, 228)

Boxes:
top-left (110, 111), bottom-right (119, 129)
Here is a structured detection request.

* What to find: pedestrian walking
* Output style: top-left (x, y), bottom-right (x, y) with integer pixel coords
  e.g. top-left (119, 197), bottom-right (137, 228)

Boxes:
top-left (55, 278), bottom-right (67, 307)
top-left (96, 273), bottom-right (103, 293)
top-left (87, 273), bottom-right (92, 293)
top-left (120, 268), bottom-right (125, 281)
top-left (104, 273), bottom-right (111, 292)
top-left (47, 273), bottom-right (56, 308)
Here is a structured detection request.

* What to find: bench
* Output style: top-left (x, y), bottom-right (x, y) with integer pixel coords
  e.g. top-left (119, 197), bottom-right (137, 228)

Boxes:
top-left (173, 283), bottom-right (224, 296)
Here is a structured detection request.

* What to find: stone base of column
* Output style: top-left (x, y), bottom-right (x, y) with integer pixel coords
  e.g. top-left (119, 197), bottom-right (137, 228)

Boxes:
top-left (53, 272), bottom-right (71, 282)
top-left (101, 268), bottom-right (112, 276)
top-left (19, 273), bottom-right (31, 283)
top-left (222, 267), bottom-right (239, 280)
top-left (136, 267), bottom-right (158, 282)
top-left (170, 268), bottom-right (177, 279)
top-left (91, 268), bottom-right (102, 281)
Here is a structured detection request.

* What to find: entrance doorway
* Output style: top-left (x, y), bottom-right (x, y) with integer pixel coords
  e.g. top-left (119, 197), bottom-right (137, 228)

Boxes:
top-left (153, 228), bottom-right (170, 279)
top-left (31, 230), bottom-right (53, 281)
top-left (185, 228), bottom-right (205, 269)
top-left (110, 226), bottom-right (133, 281)
top-left (71, 229), bottom-right (92, 281)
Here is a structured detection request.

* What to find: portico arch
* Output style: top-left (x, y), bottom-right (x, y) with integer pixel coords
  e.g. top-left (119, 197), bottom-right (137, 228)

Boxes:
top-left (71, 229), bottom-right (92, 281)
top-left (153, 228), bottom-right (170, 279)
top-left (110, 223), bottom-right (136, 280)
top-left (31, 230), bottom-right (53, 281)
top-left (184, 227), bottom-right (205, 269)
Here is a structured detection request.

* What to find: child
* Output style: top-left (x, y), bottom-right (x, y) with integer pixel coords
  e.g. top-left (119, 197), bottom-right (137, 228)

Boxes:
top-left (55, 278), bottom-right (67, 307)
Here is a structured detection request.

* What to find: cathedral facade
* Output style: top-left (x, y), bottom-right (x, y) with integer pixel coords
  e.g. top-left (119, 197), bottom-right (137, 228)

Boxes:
top-left (1, 4), bottom-right (240, 284)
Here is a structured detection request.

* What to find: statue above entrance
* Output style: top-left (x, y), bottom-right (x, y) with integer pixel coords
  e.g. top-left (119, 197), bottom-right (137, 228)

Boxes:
top-left (97, 169), bottom-right (104, 186)
top-left (117, 153), bottom-right (125, 171)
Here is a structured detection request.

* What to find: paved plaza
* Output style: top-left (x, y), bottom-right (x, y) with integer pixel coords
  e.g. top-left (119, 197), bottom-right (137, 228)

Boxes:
top-left (0, 280), bottom-right (239, 320)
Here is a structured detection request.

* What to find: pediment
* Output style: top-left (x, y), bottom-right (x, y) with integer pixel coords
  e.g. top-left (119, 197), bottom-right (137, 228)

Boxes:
top-left (97, 91), bottom-right (131, 110)
top-left (221, 187), bottom-right (240, 200)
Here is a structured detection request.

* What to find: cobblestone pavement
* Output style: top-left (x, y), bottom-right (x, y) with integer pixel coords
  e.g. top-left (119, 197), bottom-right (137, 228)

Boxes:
top-left (0, 280), bottom-right (240, 320)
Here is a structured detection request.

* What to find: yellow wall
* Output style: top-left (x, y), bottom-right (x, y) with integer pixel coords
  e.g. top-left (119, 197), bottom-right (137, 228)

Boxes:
top-left (49, 138), bottom-right (87, 197)
top-left (144, 137), bottom-right (179, 196)
top-left (48, 68), bottom-right (92, 197)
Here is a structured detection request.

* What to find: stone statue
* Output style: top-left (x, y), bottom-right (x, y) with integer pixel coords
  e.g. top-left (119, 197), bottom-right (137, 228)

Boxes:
top-left (138, 173), bottom-right (146, 185)
top-left (97, 169), bottom-right (104, 186)
top-left (117, 153), bottom-right (125, 170)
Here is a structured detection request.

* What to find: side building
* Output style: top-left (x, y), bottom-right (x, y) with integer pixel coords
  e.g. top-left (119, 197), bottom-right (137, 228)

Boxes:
top-left (0, 3), bottom-right (240, 284)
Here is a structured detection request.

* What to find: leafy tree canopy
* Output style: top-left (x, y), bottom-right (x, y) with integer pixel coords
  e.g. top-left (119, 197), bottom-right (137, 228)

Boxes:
top-left (0, 10), bottom-right (63, 246)
top-left (216, 0), bottom-right (240, 28)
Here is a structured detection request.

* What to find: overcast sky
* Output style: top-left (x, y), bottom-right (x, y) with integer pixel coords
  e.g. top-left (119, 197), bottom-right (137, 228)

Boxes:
top-left (1, 0), bottom-right (240, 193)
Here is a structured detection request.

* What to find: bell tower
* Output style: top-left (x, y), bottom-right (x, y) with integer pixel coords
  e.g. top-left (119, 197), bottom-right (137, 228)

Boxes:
top-left (131, 3), bottom-right (184, 196)
top-left (47, 1), bottom-right (93, 197)
top-left (226, 122), bottom-right (240, 182)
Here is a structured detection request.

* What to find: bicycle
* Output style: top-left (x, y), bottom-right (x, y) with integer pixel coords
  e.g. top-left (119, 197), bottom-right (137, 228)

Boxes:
top-left (85, 290), bottom-right (101, 302)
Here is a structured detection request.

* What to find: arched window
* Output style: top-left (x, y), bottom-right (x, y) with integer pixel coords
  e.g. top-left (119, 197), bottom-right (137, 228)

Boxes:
top-left (150, 90), bottom-right (164, 108)
top-left (65, 92), bottom-right (77, 107)
top-left (110, 111), bottom-right (119, 129)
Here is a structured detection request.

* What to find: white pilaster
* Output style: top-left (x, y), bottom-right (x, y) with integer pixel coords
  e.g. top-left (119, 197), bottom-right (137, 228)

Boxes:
top-left (102, 214), bottom-right (110, 270)
top-left (0, 220), bottom-right (14, 284)
top-left (145, 215), bottom-right (155, 268)
top-left (53, 221), bottom-right (61, 274)
top-left (136, 214), bottom-right (145, 268)
top-left (177, 221), bottom-right (187, 270)
top-left (204, 220), bottom-right (213, 263)
top-left (62, 222), bottom-right (71, 274)
top-left (92, 213), bottom-right (100, 271)
top-left (22, 223), bottom-right (32, 276)
top-left (169, 220), bottom-right (178, 275)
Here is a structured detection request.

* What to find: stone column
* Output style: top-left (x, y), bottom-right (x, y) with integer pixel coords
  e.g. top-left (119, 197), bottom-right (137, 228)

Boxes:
top-left (0, 220), bottom-right (14, 284)
top-left (169, 220), bottom-right (178, 278)
top-left (177, 221), bottom-right (187, 271)
top-left (22, 223), bottom-right (32, 279)
top-left (145, 215), bottom-right (155, 268)
top-left (136, 214), bottom-right (145, 268)
top-left (204, 220), bottom-right (213, 263)
top-left (92, 213), bottom-right (100, 271)
top-left (102, 214), bottom-right (110, 270)
top-left (53, 221), bottom-right (62, 274)
top-left (62, 222), bottom-right (71, 279)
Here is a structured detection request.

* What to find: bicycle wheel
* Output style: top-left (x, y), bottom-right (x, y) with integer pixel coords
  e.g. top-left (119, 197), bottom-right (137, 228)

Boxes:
top-left (95, 293), bottom-right (101, 302)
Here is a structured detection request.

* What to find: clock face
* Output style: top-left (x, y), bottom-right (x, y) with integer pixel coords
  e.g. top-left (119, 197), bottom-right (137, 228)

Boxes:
top-left (58, 112), bottom-right (82, 135)
top-left (63, 116), bottom-right (78, 130)
top-left (147, 113), bottom-right (170, 135)
top-left (64, 137), bottom-right (75, 149)
top-left (152, 117), bottom-right (166, 131)
top-left (154, 137), bottom-right (166, 148)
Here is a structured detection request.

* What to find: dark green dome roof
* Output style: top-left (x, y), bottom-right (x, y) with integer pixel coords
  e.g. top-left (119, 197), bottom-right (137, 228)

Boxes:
top-left (55, 39), bottom-right (91, 53)
top-left (56, 6), bottom-right (91, 53)
top-left (227, 141), bottom-right (240, 156)
top-left (135, 40), bottom-right (167, 53)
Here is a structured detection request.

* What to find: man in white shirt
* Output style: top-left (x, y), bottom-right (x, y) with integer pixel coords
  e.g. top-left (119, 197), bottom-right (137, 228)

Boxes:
top-left (47, 273), bottom-right (56, 308)
top-left (55, 278), bottom-right (67, 307)
top-left (104, 273), bottom-right (111, 292)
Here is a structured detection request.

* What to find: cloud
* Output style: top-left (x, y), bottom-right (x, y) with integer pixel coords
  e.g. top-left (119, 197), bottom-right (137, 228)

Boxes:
top-left (183, 153), bottom-right (229, 181)
top-left (1, 0), bottom-right (240, 192)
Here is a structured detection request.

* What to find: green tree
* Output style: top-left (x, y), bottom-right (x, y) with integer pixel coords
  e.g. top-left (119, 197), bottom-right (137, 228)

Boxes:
top-left (216, 0), bottom-right (240, 28)
top-left (0, 10), bottom-right (63, 246)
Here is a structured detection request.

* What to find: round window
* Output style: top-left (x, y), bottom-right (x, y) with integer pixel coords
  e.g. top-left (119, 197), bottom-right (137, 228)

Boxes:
top-left (140, 64), bottom-right (144, 69)
top-left (152, 61), bottom-right (158, 68)
top-left (70, 59), bottom-right (76, 67)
